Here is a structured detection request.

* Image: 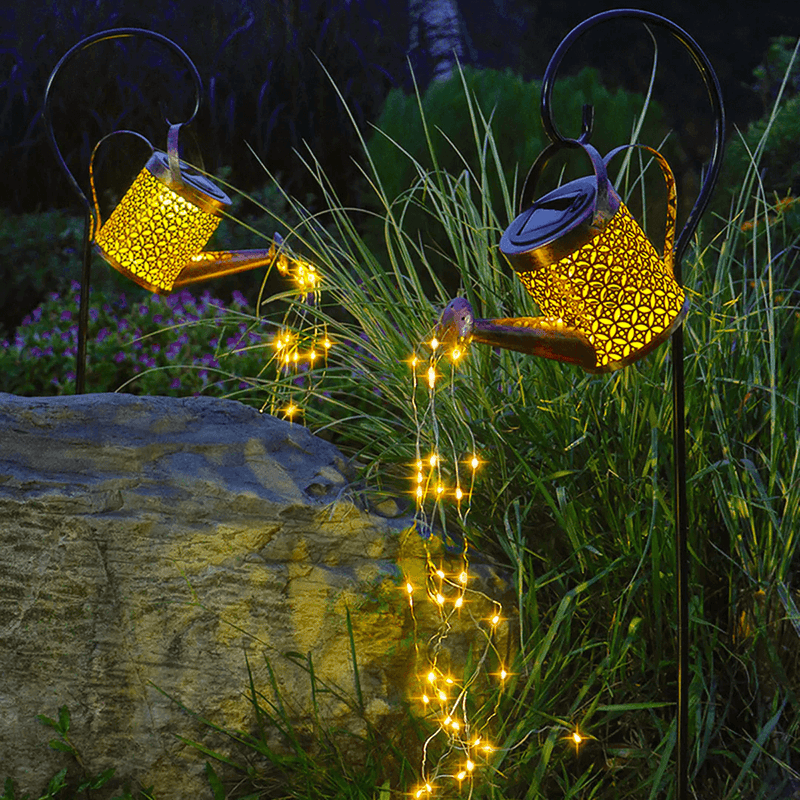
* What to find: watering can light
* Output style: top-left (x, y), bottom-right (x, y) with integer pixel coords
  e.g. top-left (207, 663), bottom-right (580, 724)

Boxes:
top-left (439, 140), bottom-right (687, 373)
top-left (438, 11), bottom-right (726, 800)
top-left (43, 28), bottom-right (290, 392)
top-left (93, 145), bottom-right (278, 294)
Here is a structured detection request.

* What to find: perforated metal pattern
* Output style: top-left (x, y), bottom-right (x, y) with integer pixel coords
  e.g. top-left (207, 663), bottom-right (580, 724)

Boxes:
top-left (95, 167), bottom-right (220, 293)
top-left (516, 202), bottom-right (685, 369)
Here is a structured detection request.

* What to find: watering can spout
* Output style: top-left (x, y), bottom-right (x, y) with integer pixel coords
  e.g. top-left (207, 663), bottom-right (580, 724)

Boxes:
top-left (172, 239), bottom-right (284, 288)
top-left (437, 297), bottom-right (598, 370)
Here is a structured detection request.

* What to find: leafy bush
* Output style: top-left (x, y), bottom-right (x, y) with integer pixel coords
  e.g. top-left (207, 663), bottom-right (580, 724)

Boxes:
top-left (0, 282), bottom-right (273, 399)
top-left (0, 210), bottom-right (83, 339)
top-left (367, 65), bottom-right (672, 213)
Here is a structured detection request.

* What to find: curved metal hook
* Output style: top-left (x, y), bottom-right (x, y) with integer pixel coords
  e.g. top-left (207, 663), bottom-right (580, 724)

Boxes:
top-left (539, 8), bottom-right (726, 274)
top-left (42, 28), bottom-right (203, 216)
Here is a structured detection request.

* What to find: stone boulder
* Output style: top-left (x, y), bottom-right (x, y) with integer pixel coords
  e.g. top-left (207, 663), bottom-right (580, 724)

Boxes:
top-left (0, 393), bottom-right (508, 798)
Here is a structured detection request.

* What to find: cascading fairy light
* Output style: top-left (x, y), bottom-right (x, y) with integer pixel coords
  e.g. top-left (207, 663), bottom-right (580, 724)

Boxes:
top-left (405, 326), bottom-right (510, 799)
top-left (251, 237), bottom-right (332, 421)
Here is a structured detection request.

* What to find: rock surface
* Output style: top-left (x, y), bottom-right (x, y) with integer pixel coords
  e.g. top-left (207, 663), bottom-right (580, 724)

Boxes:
top-left (0, 393), bottom-right (506, 798)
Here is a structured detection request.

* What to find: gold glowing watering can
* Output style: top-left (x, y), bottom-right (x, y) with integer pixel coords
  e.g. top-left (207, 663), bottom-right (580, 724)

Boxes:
top-left (90, 125), bottom-right (280, 295)
top-left (439, 140), bottom-right (687, 373)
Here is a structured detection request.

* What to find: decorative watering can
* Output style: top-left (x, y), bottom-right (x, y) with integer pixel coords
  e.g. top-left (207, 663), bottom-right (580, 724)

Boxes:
top-left (90, 124), bottom-right (280, 295)
top-left (439, 139), bottom-right (687, 373)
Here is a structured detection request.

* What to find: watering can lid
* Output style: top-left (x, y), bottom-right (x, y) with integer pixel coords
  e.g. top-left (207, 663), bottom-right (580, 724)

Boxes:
top-left (146, 150), bottom-right (231, 213)
top-left (501, 176), bottom-right (597, 255)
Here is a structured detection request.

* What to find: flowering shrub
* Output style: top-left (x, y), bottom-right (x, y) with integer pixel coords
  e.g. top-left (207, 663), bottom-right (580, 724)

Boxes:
top-left (0, 281), bottom-right (274, 400)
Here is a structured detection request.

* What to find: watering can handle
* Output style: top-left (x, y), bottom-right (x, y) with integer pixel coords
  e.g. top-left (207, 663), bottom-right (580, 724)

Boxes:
top-left (87, 130), bottom-right (155, 237)
top-left (603, 144), bottom-right (678, 274)
top-left (42, 28), bottom-right (203, 219)
top-left (519, 138), bottom-right (615, 227)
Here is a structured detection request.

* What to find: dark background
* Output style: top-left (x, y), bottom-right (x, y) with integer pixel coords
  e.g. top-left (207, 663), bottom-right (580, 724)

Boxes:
top-left (2, 0), bottom-right (797, 215)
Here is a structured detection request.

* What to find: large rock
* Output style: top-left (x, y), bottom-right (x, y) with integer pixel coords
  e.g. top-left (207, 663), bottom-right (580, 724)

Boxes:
top-left (0, 393), bottom-right (507, 798)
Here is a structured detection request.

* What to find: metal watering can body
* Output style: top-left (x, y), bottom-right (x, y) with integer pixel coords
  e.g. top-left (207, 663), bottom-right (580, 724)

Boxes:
top-left (93, 146), bottom-right (279, 295)
top-left (440, 141), bottom-right (687, 373)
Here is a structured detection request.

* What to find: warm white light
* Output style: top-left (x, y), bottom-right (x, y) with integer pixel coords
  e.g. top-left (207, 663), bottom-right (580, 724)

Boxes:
top-left (470, 456), bottom-right (480, 469)
top-left (430, 337), bottom-right (440, 350)
top-left (427, 672), bottom-right (436, 683)
top-left (406, 582), bottom-right (414, 594)
top-left (454, 596), bottom-right (463, 608)
top-left (458, 572), bottom-right (468, 584)
top-left (436, 569), bottom-right (445, 579)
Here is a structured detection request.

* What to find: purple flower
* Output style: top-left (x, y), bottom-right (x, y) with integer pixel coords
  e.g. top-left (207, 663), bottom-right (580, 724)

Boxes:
top-left (138, 304), bottom-right (149, 316)
top-left (170, 378), bottom-right (181, 389)
top-left (114, 352), bottom-right (126, 363)
top-left (89, 308), bottom-right (99, 322)
top-left (97, 328), bottom-right (110, 343)
top-left (60, 310), bottom-right (71, 322)
top-left (232, 290), bottom-right (247, 308)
